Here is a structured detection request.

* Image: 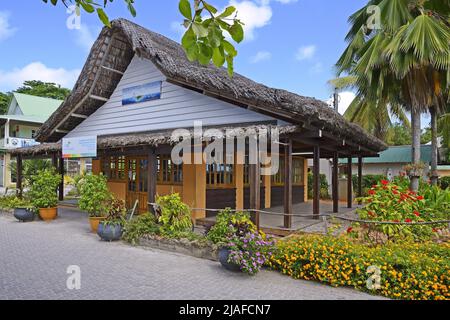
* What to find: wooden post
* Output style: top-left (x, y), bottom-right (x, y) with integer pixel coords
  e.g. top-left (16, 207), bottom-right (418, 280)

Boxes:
top-left (58, 154), bottom-right (64, 201)
top-left (313, 146), bottom-right (320, 219)
top-left (347, 156), bottom-right (353, 208)
top-left (17, 154), bottom-right (23, 199)
top-left (147, 149), bottom-right (157, 210)
top-left (332, 152), bottom-right (339, 213)
top-left (283, 139), bottom-right (293, 228)
top-left (358, 156), bottom-right (363, 204)
top-left (249, 140), bottom-right (260, 228)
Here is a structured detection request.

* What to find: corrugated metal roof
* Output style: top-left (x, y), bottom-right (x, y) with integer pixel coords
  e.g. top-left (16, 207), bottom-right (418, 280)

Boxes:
top-left (12, 93), bottom-right (62, 121)
top-left (340, 145), bottom-right (432, 164)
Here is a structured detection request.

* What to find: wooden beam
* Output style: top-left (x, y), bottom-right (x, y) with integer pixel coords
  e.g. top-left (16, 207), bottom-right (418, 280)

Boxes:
top-left (284, 139), bottom-right (293, 228)
top-left (332, 152), bottom-right (339, 213)
top-left (70, 113), bottom-right (89, 119)
top-left (89, 94), bottom-right (109, 102)
top-left (358, 156), bottom-right (363, 204)
top-left (17, 154), bottom-right (23, 199)
top-left (147, 148), bottom-right (157, 209)
top-left (55, 129), bottom-right (69, 134)
top-left (313, 146), bottom-right (320, 219)
top-left (59, 154), bottom-right (64, 201)
top-left (347, 156), bottom-right (353, 208)
top-left (249, 143), bottom-right (260, 228)
top-left (101, 65), bottom-right (125, 75)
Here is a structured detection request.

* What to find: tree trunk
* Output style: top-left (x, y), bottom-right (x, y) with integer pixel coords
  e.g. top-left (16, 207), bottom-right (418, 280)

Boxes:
top-left (430, 106), bottom-right (439, 185)
top-left (410, 108), bottom-right (421, 191)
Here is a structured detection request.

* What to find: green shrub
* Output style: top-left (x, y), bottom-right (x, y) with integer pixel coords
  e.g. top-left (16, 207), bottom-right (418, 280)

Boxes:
top-left (29, 169), bottom-right (61, 209)
top-left (356, 180), bottom-right (449, 243)
top-left (78, 174), bottom-right (112, 217)
top-left (269, 234), bottom-right (450, 300)
top-left (352, 174), bottom-right (387, 196)
top-left (0, 195), bottom-right (33, 211)
top-left (307, 172), bottom-right (330, 199)
top-left (206, 208), bottom-right (255, 244)
top-left (440, 176), bottom-right (450, 190)
top-left (123, 213), bottom-right (160, 245)
top-left (155, 193), bottom-right (192, 233)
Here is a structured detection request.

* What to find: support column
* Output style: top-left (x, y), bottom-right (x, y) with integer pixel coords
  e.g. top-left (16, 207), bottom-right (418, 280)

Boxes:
top-left (249, 140), bottom-right (260, 228)
top-left (235, 151), bottom-right (244, 210)
top-left (332, 152), bottom-right (339, 213)
top-left (358, 156), bottom-right (363, 204)
top-left (313, 146), bottom-right (320, 219)
top-left (147, 149), bottom-right (157, 208)
top-left (347, 156), bottom-right (353, 208)
top-left (58, 154), bottom-right (64, 201)
top-left (17, 154), bottom-right (23, 199)
top-left (283, 139), bottom-right (293, 228)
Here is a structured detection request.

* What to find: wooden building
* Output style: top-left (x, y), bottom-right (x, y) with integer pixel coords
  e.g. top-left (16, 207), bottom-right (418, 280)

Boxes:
top-left (12, 19), bottom-right (387, 228)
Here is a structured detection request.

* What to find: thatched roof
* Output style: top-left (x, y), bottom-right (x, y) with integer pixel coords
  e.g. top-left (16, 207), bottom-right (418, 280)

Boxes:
top-left (14, 124), bottom-right (298, 157)
top-left (35, 18), bottom-right (386, 152)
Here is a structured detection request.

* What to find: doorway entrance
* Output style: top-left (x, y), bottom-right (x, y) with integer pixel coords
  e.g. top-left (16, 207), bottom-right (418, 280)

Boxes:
top-left (126, 157), bottom-right (149, 213)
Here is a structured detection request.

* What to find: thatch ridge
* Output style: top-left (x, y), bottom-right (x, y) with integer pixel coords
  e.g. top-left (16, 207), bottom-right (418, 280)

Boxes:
top-left (36, 18), bottom-right (386, 152)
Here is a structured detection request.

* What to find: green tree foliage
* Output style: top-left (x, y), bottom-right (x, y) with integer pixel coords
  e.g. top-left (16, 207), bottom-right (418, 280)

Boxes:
top-left (385, 123), bottom-right (412, 146)
top-left (29, 169), bottom-right (62, 208)
top-left (0, 92), bottom-right (12, 115)
top-left (42, 0), bottom-right (244, 76)
top-left (15, 80), bottom-right (71, 100)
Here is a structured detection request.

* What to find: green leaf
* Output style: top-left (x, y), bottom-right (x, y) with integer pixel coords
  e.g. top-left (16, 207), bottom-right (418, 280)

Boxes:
top-left (179, 0), bottom-right (192, 20)
top-left (212, 47), bottom-right (225, 67)
top-left (202, 1), bottom-right (218, 14)
top-left (229, 22), bottom-right (244, 43)
top-left (218, 6), bottom-right (236, 18)
top-left (222, 40), bottom-right (237, 57)
top-left (181, 27), bottom-right (196, 48)
top-left (97, 8), bottom-right (111, 27)
top-left (79, 1), bottom-right (95, 13)
top-left (192, 22), bottom-right (209, 38)
top-left (185, 43), bottom-right (200, 62)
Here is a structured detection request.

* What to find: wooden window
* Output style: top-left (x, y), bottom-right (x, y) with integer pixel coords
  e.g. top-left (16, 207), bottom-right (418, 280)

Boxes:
top-left (207, 162), bottom-right (234, 188)
top-left (101, 156), bottom-right (126, 181)
top-left (157, 155), bottom-right (183, 185)
top-left (271, 157), bottom-right (305, 186)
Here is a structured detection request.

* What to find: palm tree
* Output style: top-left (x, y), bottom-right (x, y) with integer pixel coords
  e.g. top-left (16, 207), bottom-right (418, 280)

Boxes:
top-left (328, 76), bottom-right (410, 141)
top-left (336, 0), bottom-right (450, 191)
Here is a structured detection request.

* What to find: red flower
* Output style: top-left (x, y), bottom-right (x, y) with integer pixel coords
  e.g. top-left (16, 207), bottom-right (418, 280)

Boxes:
top-left (381, 180), bottom-right (389, 185)
top-left (417, 196), bottom-right (424, 201)
top-left (368, 190), bottom-right (376, 195)
top-left (372, 184), bottom-right (378, 188)
top-left (393, 190), bottom-right (399, 195)
top-left (368, 211), bottom-right (377, 217)
top-left (405, 219), bottom-right (412, 223)
top-left (432, 228), bottom-right (438, 233)
top-left (414, 211), bottom-right (420, 217)
top-left (347, 227), bottom-right (353, 233)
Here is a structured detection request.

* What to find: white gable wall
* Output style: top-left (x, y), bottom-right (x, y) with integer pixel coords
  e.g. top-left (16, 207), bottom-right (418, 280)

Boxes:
top-left (66, 55), bottom-right (276, 138)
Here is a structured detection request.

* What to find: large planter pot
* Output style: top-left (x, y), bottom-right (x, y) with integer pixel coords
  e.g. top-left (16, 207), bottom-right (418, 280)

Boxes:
top-left (14, 208), bottom-right (35, 222)
top-left (39, 207), bottom-right (58, 221)
top-left (218, 247), bottom-right (241, 272)
top-left (89, 217), bottom-right (106, 233)
top-left (97, 222), bottom-right (123, 242)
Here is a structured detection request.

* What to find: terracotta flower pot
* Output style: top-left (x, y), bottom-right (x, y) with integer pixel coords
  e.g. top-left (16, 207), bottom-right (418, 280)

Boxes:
top-left (39, 207), bottom-right (58, 221)
top-left (89, 217), bottom-right (106, 233)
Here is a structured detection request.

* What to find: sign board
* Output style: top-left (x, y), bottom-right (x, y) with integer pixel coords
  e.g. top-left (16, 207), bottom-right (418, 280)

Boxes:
top-left (122, 81), bottom-right (162, 106)
top-left (62, 136), bottom-right (97, 159)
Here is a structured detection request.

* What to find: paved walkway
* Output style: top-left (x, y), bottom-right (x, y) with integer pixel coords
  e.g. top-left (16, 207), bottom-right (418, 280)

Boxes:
top-left (0, 208), bottom-right (383, 300)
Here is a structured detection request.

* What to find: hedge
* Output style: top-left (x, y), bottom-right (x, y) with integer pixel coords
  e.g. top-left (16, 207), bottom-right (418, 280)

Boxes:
top-left (268, 234), bottom-right (449, 300)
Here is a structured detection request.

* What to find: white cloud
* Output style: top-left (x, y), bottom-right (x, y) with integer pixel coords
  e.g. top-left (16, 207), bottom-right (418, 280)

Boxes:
top-left (74, 24), bottom-right (98, 52)
top-left (229, 0), bottom-right (272, 41)
top-left (326, 91), bottom-right (356, 115)
top-left (0, 11), bottom-right (16, 41)
top-left (250, 51), bottom-right (272, 63)
top-left (0, 62), bottom-right (80, 92)
top-left (295, 45), bottom-right (316, 61)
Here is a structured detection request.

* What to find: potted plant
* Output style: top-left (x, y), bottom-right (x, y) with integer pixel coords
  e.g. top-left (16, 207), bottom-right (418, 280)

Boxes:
top-left (2, 196), bottom-right (36, 222)
top-left (78, 174), bottom-right (112, 232)
top-left (29, 169), bottom-right (61, 221)
top-left (97, 198), bottom-right (127, 242)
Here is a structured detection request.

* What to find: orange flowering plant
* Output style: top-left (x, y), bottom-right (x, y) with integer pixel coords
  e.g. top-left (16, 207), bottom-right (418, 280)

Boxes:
top-left (356, 180), bottom-right (449, 242)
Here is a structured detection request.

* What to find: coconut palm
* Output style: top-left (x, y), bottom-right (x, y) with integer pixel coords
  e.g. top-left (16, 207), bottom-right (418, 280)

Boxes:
top-left (336, 0), bottom-right (450, 191)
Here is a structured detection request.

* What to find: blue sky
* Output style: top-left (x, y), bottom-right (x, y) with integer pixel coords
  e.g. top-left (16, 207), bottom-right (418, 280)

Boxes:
top-left (0, 0), bottom-right (368, 112)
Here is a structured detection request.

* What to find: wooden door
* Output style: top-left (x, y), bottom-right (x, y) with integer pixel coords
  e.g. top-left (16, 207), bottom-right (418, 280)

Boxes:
top-left (126, 157), bottom-right (149, 213)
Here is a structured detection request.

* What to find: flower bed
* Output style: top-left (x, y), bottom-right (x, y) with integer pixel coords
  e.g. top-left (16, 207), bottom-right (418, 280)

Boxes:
top-left (268, 234), bottom-right (450, 300)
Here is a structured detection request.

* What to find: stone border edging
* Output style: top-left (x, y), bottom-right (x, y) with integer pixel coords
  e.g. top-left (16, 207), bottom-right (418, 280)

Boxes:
top-left (138, 235), bottom-right (219, 261)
